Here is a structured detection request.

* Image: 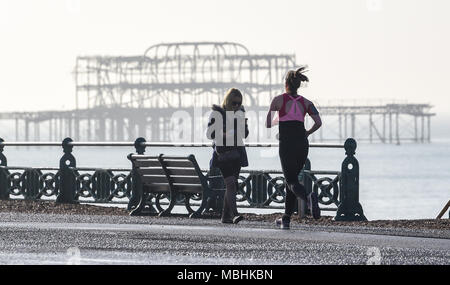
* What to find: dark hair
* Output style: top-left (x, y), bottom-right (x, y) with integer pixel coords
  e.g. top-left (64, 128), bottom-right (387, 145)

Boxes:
top-left (285, 66), bottom-right (309, 93)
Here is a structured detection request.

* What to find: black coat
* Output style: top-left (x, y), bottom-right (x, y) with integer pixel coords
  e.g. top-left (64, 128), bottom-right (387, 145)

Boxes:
top-left (206, 104), bottom-right (249, 168)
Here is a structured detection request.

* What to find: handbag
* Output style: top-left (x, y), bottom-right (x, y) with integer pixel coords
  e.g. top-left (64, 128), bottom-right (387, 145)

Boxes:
top-left (215, 148), bottom-right (240, 162)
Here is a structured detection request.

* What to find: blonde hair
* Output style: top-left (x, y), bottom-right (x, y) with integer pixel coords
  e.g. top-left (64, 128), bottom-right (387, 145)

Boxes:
top-left (221, 88), bottom-right (243, 111)
top-left (286, 66), bottom-right (309, 93)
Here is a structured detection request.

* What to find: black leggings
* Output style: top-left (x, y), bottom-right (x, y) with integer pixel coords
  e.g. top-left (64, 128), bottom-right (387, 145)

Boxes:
top-left (218, 159), bottom-right (241, 218)
top-left (279, 123), bottom-right (309, 217)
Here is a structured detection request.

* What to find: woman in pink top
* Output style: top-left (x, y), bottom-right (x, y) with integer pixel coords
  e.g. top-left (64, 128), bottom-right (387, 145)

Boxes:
top-left (266, 67), bottom-right (323, 229)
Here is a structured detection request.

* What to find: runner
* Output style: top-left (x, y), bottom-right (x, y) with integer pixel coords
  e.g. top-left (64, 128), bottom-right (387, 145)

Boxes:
top-left (266, 67), bottom-right (322, 229)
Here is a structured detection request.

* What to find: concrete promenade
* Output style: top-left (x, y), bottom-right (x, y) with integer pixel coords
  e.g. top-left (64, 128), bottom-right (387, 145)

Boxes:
top-left (0, 212), bottom-right (448, 265)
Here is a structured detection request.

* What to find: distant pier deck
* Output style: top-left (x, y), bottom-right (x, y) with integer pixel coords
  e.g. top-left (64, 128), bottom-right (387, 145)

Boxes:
top-left (0, 104), bottom-right (435, 144)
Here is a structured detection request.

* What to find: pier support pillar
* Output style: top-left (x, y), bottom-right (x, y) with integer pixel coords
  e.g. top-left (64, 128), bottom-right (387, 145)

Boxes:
top-left (98, 118), bottom-right (106, 141)
top-left (351, 114), bottom-right (355, 138)
top-left (117, 117), bottom-right (124, 141)
top-left (25, 120), bottom-right (29, 142)
top-left (414, 116), bottom-right (418, 142)
top-left (395, 113), bottom-right (400, 145)
top-left (74, 117), bottom-right (80, 141)
top-left (421, 116), bottom-right (425, 143)
top-left (138, 118), bottom-right (146, 138)
top-left (109, 118), bottom-right (115, 141)
top-left (87, 117), bottom-right (91, 141)
top-left (15, 118), bottom-right (19, 141)
top-left (49, 119), bottom-right (53, 141)
top-left (389, 113), bottom-right (392, 144)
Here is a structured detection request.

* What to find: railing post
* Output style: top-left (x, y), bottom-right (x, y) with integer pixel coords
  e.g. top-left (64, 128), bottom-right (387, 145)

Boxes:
top-left (260, 173), bottom-right (268, 206)
top-left (335, 138), bottom-right (367, 221)
top-left (56, 137), bottom-right (77, 204)
top-left (92, 169), bottom-right (113, 203)
top-left (127, 153), bottom-right (142, 212)
top-left (0, 138), bottom-right (6, 167)
top-left (251, 172), bottom-right (267, 206)
top-left (134, 137), bottom-right (146, 154)
top-left (0, 138), bottom-right (9, 200)
top-left (22, 168), bottom-right (41, 200)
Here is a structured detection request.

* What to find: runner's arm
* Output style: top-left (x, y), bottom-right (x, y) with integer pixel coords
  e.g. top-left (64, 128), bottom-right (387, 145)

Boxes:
top-left (305, 103), bottom-right (322, 137)
top-left (266, 96), bottom-right (281, 128)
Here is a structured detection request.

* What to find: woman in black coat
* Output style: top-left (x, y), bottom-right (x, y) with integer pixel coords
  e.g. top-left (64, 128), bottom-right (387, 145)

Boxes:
top-left (206, 88), bottom-right (249, 224)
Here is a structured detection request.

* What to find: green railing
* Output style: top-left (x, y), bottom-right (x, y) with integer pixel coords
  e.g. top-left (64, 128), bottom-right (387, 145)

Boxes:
top-left (0, 137), bottom-right (367, 221)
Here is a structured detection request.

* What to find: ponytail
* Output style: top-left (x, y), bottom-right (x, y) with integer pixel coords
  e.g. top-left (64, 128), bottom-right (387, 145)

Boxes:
top-left (286, 66), bottom-right (309, 93)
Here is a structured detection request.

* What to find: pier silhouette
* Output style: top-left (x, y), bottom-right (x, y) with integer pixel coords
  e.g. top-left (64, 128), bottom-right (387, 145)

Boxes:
top-left (0, 42), bottom-right (435, 144)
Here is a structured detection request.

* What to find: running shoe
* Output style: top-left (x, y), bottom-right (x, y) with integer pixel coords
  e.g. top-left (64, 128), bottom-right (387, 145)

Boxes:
top-left (233, 215), bottom-right (244, 224)
top-left (275, 218), bottom-right (290, 230)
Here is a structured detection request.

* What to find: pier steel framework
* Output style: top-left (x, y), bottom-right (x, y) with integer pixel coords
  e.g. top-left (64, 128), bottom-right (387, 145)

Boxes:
top-left (0, 42), bottom-right (435, 144)
top-left (75, 42), bottom-right (295, 109)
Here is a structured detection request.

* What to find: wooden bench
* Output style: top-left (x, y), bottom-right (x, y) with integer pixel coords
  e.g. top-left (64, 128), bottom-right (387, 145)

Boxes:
top-left (127, 153), bottom-right (225, 218)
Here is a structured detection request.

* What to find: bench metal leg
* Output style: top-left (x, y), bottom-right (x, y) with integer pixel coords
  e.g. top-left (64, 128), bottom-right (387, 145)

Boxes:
top-left (127, 193), bottom-right (140, 211)
top-left (129, 193), bottom-right (158, 216)
top-left (129, 195), bottom-right (144, 216)
top-left (158, 193), bottom-right (177, 217)
top-left (189, 192), bottom-right (209, 218)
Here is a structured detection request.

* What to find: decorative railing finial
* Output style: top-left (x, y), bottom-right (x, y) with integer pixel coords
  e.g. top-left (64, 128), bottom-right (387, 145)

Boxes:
top-left (62, 137), bottom-right (74, 154)
top-left (134, 137), bottom-right (146, 154)
top-left (344, 138), bottom-right (357, 156)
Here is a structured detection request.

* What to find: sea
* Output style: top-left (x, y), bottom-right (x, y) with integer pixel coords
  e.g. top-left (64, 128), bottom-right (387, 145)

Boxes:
top-left (2, 139), bottom-right (450, 221)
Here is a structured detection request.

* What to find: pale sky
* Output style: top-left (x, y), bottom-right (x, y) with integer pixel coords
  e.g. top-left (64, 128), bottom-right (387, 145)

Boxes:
top-left (0, 0), bottom-right (449, 117)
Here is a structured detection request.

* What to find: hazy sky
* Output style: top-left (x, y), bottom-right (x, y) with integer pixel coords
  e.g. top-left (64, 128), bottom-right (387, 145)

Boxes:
top-left (0, 0), bottom-right (449, 116)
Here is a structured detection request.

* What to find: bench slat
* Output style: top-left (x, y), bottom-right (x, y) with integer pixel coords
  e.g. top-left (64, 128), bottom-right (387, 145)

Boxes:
top-left (143, 184), bottom-right (203, 194)
top-left (130, 155), bottom-right (159, 160)
top-left (162, 160), bottom-right (194, 168)
top-left (137, 168), bottom-right (166, 175)
top-left (142, 175), bottom-right (169, 184)
top-left (143, 184), bottom-right (170, 192)
top-left (173, 184), bottom-right (203, 193)
top-left (134, 160), bottom-right (161, 168)
top-left (165, 168), bottom-right (198, 176)
top-left (132, 155), bottom-right (207, 196)
top-left (170, 176), bottom-right (202, 184)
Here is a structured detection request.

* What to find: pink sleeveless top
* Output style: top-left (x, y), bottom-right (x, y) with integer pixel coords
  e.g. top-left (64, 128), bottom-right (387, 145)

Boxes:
top-left (278, 93), bottom-right (308, 122)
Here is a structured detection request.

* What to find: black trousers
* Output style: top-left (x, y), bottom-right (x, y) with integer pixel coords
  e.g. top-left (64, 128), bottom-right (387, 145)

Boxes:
top-left (279, 137), bottom-right (309, 216)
